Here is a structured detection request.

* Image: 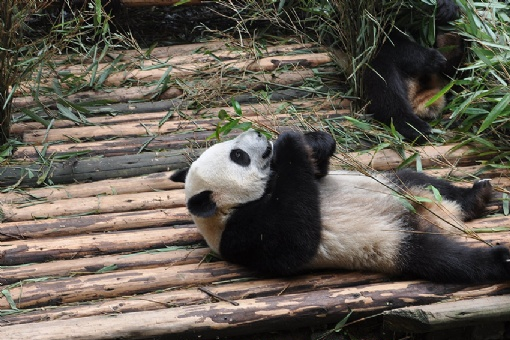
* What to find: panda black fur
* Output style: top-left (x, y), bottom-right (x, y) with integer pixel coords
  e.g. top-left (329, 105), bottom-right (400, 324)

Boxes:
top-left (363, 0), bottom-right (462, 142)
top-left (171, 130), bottom-right (510, 283)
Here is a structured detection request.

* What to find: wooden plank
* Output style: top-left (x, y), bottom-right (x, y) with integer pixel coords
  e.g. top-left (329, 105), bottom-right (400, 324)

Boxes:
top-left (0, 208), bottom-right (192, 241)
top-left (21, 110), bottom-right (341, 144)
top-left (13, 68), bottom-right (314, 111)
top-left (383, 295), bottom-right (510, 333)
top-left (98, 53), bottom-right (332, 87)
top-left (14, 130), bottom-right (212, 159)
top-left (0, 149), bottom-right (191, 186)
top-left (349, 144), bottom-right (497, 171)
top-left (0, 171), bottom-right (182, 204)
top-left (0, 190), bottom-right (185, 222)
top-left (2, 281), bottom-right (509, 340)
top-left (0, 247), bottom-right (209, 285)
top-left (0, 271), bottom-right (387, 325)
top-left (0, 226), bottom-right (202, 265)
top-left (12, 98), bottom-right (331, 134)
top-left (0, 261), bottom-right (249, 309)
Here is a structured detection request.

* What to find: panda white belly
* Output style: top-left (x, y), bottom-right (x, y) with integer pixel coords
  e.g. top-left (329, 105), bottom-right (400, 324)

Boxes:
top-left (307, 170), bottom-right (407, 273)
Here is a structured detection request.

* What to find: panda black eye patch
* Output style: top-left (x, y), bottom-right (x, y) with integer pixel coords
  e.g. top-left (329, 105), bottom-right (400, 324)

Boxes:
top-left (230, 148), bottom-right (251, 167)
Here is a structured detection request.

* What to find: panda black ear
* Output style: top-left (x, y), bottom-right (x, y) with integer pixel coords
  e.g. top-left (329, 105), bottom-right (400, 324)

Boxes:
top-left (170, 168), bottom-right (189, 183)
top-left (187, 191), bottom-right (217, 218)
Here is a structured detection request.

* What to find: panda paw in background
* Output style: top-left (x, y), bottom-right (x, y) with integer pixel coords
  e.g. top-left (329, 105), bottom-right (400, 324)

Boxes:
top-left (436, 0), bottom-right (461, 24)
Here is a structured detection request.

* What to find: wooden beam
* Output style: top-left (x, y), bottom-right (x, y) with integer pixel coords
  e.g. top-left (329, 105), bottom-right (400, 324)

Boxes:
top-left (0, 226), bottom-right (202, 265)
top-left (0, 247), bottom-right (209, 285)
top-left (0, 261), bottom-right (249, 309)
top-left (1, 189), bottom-right (185, 221)
top-left (1, 281), bottom-right (509, 340)
top-left (0, 207), bottom-right (192, 241)
top-left (383, 295), bottom-right (510, 333)
top-left (0, 149), bottom-right (191, 187)
top-left (0, 171), bottom-right (182, 204)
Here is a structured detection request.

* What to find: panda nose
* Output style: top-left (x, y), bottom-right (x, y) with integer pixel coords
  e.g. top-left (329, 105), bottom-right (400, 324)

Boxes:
top-left (256, 131), bottom-right (262, 137)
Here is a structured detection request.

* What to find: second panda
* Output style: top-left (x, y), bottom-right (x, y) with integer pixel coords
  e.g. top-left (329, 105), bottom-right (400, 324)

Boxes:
top-left (171, 130), bottom-right (510, 283)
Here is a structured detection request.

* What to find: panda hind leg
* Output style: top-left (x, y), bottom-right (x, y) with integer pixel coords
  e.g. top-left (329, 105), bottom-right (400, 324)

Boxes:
top-left (461, 179), bottom-right (493, 221)
top-left (393, 169), bottom-right (493, 221)
top-left (400, 229), bottom-right (510, 283)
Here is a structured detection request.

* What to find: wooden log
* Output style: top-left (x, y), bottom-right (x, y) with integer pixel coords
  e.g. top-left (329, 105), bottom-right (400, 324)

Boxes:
top-left (0, 208), bottom-right (192, 241)
top-left (0, 171), bottom-right (183, 204)
top-left (2, 281), bottom-right (509, 340)
top-left (13, 67), bottom-right (314, 110)
top-left (21, 109), bottom-right (342, 144)
top-left (0, 226), bottom-right (202, 265)
top-left (0, 149), bottom-right (191, 187)
top-left (14, 130), bottom-right (212, 160)
top-left (0, 262), bottom-right (250, 309)
top-left (12, 98), bottom-right (331, 134)
top-left (0, 271), bottom-right (388, 325)
top-left (349, 144), bottom-right (497, 171)
top-left (100, 53), bottom-right (331, 87)
top-left (383, 295), bottom-right (510, 333)
top-left (0, 189), bottom-right (185, 222)
top-left (13, 85), bottom-right (182, 110)
top-left (0, 247), bottom-right (209, 285)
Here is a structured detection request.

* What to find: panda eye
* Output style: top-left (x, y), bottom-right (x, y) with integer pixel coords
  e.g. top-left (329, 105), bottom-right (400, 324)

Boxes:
top-left (230, 148), bottom-right (251, 167)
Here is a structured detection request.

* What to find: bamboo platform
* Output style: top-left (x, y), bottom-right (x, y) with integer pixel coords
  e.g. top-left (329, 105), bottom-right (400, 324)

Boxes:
top-left (1, 39), bottom-right (510, 340)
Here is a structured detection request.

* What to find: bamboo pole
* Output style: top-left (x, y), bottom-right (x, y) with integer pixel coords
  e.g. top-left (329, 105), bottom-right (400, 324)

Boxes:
top-left (0, 208), bottom-right (192, 241)
top-left (2, 281), bottom-right (509, 340)
top-left (0, 247), bottom-right (209, 285)
top-left (383, 295), bottom-right (510, 333)
top-left (0, 171), bottom-right (182, 204)
top-left (1, 189), bottom-right (185, 221)
top-left (0, 226), bottom-right (202, 265)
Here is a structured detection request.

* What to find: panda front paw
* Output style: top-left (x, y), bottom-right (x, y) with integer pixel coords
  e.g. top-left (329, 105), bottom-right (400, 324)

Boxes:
top-left (436, 0), bottom-right (460, 24)
top-left (272, 132), bottom-right (315, 170)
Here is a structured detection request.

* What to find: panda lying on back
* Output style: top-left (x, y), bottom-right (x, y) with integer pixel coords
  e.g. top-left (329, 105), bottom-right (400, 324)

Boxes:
top-left (171, 130), bottom-right (510, 283)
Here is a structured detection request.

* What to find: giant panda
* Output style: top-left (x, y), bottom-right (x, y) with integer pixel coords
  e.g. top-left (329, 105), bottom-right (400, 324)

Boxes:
top-left (363, 0), bottom-right (463, 142)
top-left (171, 130), bottom-right (510, 283)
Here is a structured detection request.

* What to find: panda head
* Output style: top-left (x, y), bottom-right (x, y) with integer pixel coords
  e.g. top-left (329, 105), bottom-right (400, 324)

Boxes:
top-left (172, 130), bottom-right (273, 218)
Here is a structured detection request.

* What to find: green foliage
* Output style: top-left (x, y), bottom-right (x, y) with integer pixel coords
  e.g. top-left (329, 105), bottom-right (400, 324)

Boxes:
top-left (209, 98), bottom-right (272, 141)
top-left (0, 0), bottom-right (123, 146)
top-left (447, 0), bottom-right (510, 144)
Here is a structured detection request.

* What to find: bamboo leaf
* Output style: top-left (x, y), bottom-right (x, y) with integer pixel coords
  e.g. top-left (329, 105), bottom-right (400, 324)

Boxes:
top-left (1, 289), bottom-right (18, 310)
top-left (478, 93), bottom-right (510, 134)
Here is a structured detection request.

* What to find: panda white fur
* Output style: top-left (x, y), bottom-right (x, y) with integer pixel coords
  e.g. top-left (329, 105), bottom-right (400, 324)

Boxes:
top-left (171, 130), bottom-right (510, 283)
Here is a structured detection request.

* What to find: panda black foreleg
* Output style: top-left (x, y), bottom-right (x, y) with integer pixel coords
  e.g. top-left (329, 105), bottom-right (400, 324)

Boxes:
top-left (303, 131), bottom-right (336, 178)
top-left (394, 169), bottom-right (493, 220)
top-left (220, 132), bottom-right (323, 275)
top-left (400, 225), bottom-right (510, 283)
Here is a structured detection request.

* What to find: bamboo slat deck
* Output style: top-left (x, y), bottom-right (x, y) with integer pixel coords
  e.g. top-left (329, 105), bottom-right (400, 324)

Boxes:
top-left (1, 39), bottom-right (510, 340)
